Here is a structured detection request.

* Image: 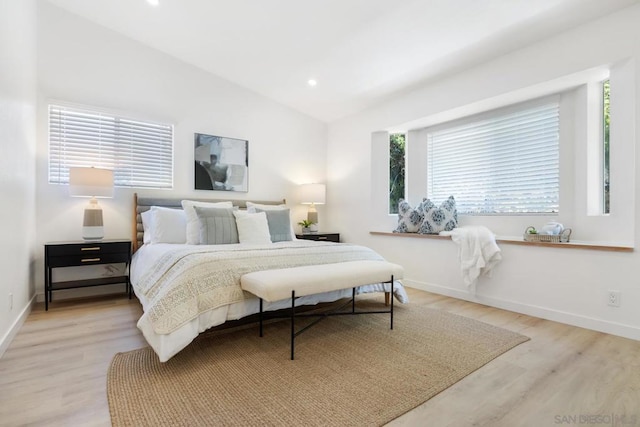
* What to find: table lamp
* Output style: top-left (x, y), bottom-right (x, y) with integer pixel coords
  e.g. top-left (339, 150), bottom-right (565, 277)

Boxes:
top-left (69, 167), bottom-right (114, 241)
top-left (299, 183), bottom-right (326, 227)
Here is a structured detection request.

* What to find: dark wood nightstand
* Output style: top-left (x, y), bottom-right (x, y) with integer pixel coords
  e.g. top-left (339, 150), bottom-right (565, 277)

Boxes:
top-left (295, 233), bottom-right (340, 243)
top-left (44, 240), bottom-right (132, 310)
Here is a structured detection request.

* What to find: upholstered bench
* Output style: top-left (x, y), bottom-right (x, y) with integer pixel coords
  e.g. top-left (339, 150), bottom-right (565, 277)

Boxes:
top-left (240, 260), bottom-right (404, 359)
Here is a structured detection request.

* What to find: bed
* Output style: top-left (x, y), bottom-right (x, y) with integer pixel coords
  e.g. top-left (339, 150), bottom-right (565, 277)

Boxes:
top-left (130, 194), bottom-right (408, 362)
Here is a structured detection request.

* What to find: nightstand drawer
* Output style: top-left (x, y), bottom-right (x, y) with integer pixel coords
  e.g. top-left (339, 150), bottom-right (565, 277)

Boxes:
top-left (295, 233), bottom-right (340, 243)
top-left (47, 252), bottom-right (131, 267)
top-left (46, 241), bottom-right (131, 256)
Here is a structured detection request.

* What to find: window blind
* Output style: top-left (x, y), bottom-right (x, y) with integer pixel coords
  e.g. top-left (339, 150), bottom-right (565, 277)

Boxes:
top-left (49, 104), bottom-right (173, 189)
top-left (427, 101), bottom-right (559, 214)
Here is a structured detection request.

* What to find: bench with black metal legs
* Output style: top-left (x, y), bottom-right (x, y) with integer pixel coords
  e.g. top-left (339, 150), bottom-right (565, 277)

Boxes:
top-left (240, 260), bottom-right (404, 360)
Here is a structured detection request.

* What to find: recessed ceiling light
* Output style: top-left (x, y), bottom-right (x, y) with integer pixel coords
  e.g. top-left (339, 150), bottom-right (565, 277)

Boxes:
top-left (308, 79), bottom-right (317, 87)
top-left (147, 0), bottom-right (159, 6)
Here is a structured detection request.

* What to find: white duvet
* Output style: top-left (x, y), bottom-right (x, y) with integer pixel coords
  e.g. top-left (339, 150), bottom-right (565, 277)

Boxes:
top-left (131, 240), bottom-right (408, 362)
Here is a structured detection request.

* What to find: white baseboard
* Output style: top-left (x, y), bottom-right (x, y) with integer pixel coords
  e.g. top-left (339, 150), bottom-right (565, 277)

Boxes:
top-left (404, 279), bottom-right (640, 341)
top-left (0, 294), bottom-right (36, 359)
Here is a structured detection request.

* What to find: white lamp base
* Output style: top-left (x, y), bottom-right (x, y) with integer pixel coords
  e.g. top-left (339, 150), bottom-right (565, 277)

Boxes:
top-left (82, 198), bottom-right (104, 241)
top-left (307, 203), bottom-right (318, 225)
top-left (82, 226), bottom-right (104, 241)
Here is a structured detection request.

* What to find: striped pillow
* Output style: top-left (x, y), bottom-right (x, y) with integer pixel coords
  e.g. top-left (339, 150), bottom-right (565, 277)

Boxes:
top-left (194, 206), bottom-right (239, 245)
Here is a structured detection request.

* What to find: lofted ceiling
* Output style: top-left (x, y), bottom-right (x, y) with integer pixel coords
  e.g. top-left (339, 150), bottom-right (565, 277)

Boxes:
top-left (44, 0), bottom-right (639, 123)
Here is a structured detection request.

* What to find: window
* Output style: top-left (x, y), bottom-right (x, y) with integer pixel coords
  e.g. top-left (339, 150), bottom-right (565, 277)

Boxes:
top-left (49, 104), bottom-right (173, 189)
top-left (389, 133), bottom-right (406, 214)
top-left (427, 100), bottom-right (560, 214)
top-left (602, 79), bottom-right (610, 214)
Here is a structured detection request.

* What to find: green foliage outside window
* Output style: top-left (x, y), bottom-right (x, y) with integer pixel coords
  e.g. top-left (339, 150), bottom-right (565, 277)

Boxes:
top-left (389, 133), bottom-right (406, 214)
top-left (603, 80), bottom-right (610, 214)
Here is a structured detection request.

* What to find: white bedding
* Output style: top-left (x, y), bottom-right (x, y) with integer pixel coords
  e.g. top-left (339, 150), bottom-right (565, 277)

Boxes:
top-left (131, 240), bottom-right (408, 362)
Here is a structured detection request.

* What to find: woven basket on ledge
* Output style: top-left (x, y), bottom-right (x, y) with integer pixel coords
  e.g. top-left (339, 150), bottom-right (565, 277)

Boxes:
top-left (523, 226), bottom-right (572, 243)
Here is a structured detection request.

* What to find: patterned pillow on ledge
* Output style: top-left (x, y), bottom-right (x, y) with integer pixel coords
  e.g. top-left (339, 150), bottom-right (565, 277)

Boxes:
top-left (394, 199), bottom-right (426, 233)
top-left (419, 196), bottom-right (458, 234)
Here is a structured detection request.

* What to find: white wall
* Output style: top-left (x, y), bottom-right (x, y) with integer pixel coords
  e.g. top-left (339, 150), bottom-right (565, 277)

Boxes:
top-left (327, 5), bottom-right (640, 340)
top-left (35, 3), bottom-right (328, 298)
top-left (0, 0), bottom-right (37, 356)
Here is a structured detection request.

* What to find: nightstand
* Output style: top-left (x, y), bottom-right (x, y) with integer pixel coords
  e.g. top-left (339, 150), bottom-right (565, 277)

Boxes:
top-left (295, 233), bottom-right (340, 243)
top-left (44, 239), bottom-right (132, 310)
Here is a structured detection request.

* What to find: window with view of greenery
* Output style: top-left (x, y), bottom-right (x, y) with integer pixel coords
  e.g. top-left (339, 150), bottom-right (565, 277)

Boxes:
top-left (603, 79), bottom-right (610, 214)
top-left (389, 133), bottom-right (406, 214)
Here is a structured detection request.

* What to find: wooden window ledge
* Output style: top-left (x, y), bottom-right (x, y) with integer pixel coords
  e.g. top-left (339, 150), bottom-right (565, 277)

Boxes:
top-left (369, 231), bottom-right (634, 253)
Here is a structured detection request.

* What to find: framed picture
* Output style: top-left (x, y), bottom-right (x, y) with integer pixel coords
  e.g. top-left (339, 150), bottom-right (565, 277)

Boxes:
top-left (194, 133), bottom-right (248, 192)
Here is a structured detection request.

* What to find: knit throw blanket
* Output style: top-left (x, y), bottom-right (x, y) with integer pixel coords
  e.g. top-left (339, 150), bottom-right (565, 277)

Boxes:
top-left (134, 243), bottom-right (384, 334)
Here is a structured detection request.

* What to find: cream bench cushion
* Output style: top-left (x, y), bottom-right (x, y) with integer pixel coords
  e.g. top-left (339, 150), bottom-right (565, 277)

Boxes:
top-left (240, 260), bottom-right (404, 302)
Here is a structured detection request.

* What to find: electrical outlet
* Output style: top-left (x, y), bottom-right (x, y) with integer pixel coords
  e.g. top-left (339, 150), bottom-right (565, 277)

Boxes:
top-left (608, 290), bottom-right (621, 307)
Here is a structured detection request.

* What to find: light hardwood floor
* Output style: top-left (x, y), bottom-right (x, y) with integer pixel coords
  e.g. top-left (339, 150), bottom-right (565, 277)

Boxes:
top-left (0, 288), bottom-right (638, 427)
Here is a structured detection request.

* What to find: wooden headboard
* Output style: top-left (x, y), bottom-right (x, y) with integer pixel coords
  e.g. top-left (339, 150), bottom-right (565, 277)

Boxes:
top-left (132, 193), bottom-right (286, 253)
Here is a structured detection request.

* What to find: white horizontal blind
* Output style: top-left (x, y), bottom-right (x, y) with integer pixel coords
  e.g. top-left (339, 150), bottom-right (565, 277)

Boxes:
top-left (427, 101), bottom-right (559, 214)
top-left (49, 104), bottom-right (173, 188)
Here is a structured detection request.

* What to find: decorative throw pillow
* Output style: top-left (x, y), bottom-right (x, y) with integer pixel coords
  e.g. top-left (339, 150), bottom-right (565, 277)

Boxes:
top-left (418, 196), bottom-right (458, 234)
top-left (194, 207), bottom-right (239, 245)
top-left (182, 200), bottom-right (234, 244)
top-left (232, 211), bottom-right (272, 244)
top-left (246, 202), bottom-right (297, 240)
top-left (393, 199), bottom-right (425, 233)
top-left (246, 201), bottom-right (286, 212)
top-left (140, 210), bottom-right (152, 244)
top-left (255, 208), bottom-right (293, 242)
top-left (147, 206), bottom-right (187, 244)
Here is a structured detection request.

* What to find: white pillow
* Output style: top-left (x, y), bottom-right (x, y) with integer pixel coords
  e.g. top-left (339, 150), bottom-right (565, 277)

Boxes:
top-left (245, 201), bottom-right (285, 212)
top-left (233, 211), bottom-right (272, 244)
top-left (140, 210), bottom-right (152, 244)
top-left (182, 200), bottom-right (233, 244)
top-left (246, 202), bottom-right (297, 240)
top-left (148, 206), bottom-right (187, 244)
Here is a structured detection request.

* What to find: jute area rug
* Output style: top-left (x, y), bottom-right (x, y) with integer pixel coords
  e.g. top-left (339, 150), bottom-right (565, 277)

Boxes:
top-left (108, 301), bottom-right (529, 427)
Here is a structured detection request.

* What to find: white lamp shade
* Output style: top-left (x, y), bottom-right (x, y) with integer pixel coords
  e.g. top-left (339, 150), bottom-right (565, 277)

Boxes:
top-left (299, 183), bottom-right (326, 205)
top-left (69, 167), bottom-right (114, 198)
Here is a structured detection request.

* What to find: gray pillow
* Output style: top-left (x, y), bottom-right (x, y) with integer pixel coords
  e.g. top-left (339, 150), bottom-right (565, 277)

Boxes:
top-left (255, 208), bottom-right (292, 242)
top-left (194, 206), bottom-right (239, 244)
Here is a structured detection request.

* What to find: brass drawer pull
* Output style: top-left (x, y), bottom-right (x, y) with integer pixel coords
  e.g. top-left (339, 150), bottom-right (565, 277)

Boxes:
top-left (81, 258), bottom-right (101, 262)
top-left (317, 236), bottom-right (327, 240)
top-left (81, 247), bottom-right (101, 251)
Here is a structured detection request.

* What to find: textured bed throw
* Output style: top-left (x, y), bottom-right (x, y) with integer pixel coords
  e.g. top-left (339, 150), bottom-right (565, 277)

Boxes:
top-left (135, 243), bottom-right (385, 334)
top-left (107, 300), bottom-right (529, 427)
top-left (441, 226), bottom-right (502, 289)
